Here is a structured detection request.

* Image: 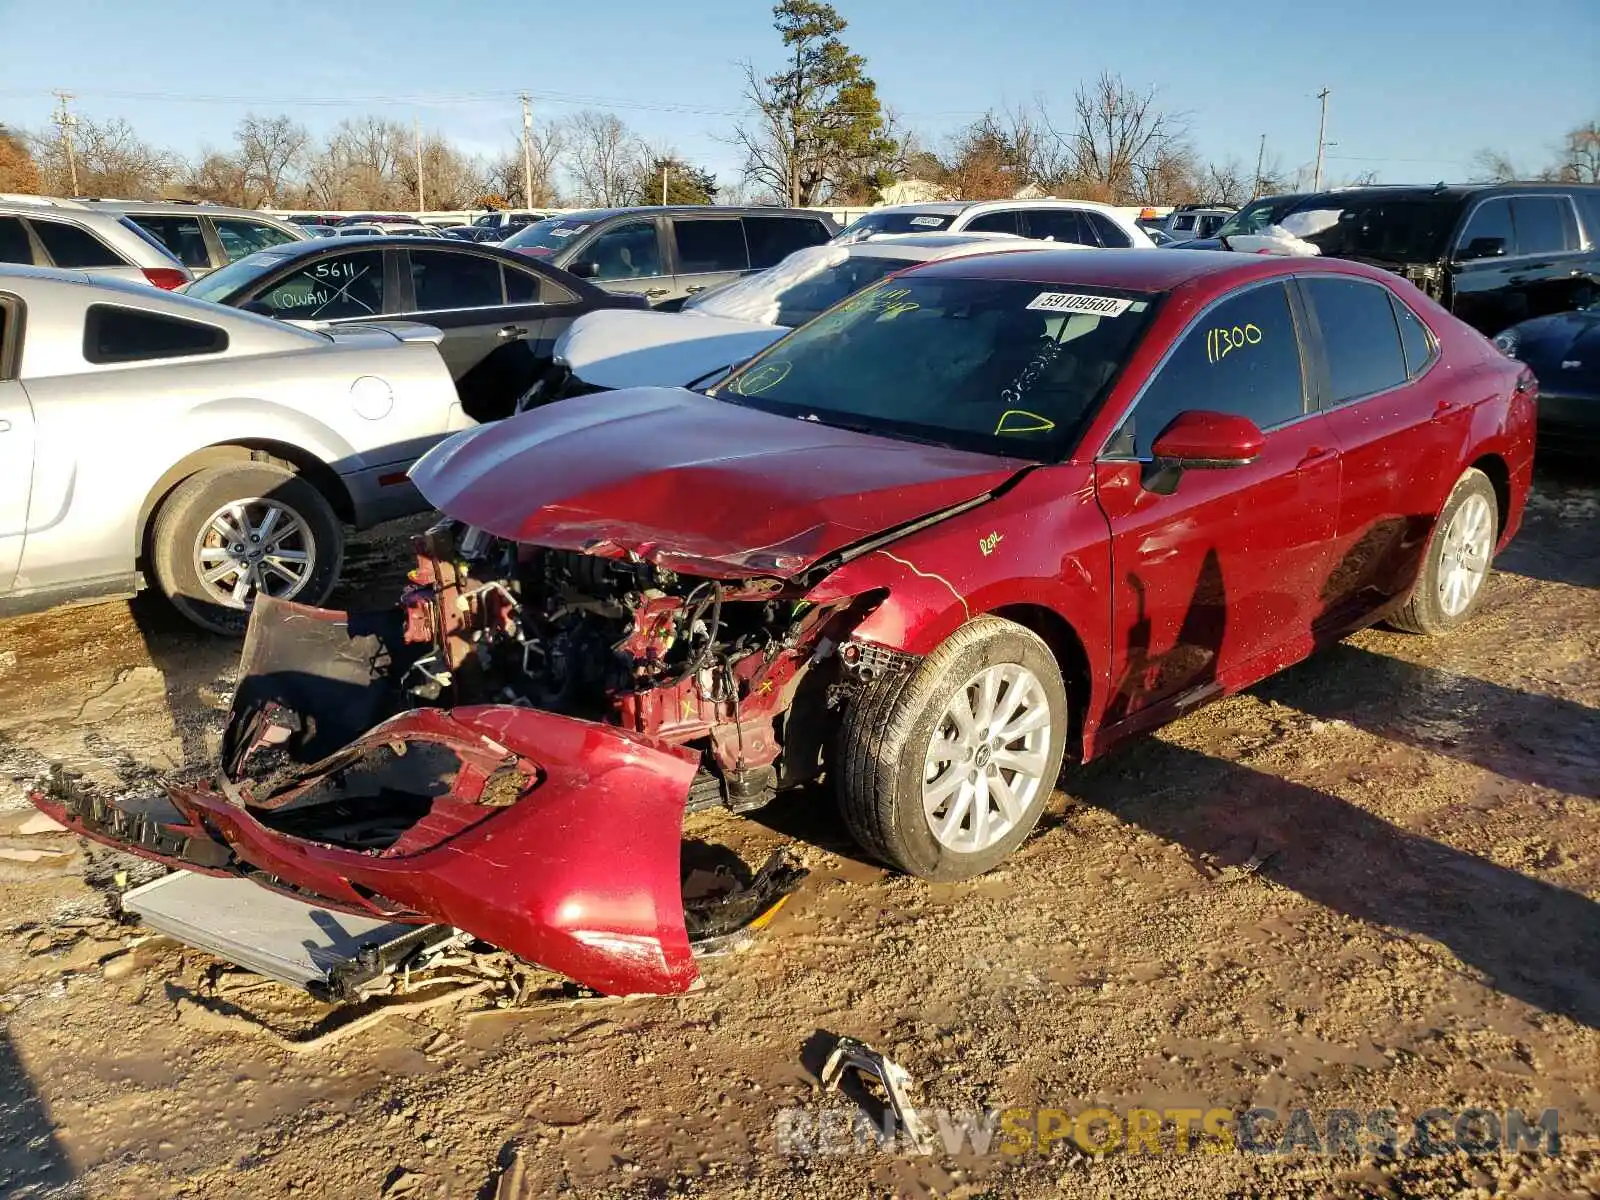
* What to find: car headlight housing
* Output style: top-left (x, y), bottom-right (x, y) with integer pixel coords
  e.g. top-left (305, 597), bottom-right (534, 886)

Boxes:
top-left (1492, 329), bottom-right (1520, 358)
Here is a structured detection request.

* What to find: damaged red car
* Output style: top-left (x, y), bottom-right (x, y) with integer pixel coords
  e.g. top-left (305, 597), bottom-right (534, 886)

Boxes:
top-left (38, 249), bottom-right (1535, 1000)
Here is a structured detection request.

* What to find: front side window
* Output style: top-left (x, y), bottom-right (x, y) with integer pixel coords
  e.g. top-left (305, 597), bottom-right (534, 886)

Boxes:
top-left (580, 222), bottom-right (662, 280)
top-left (32, 219), bottom-right (122, 268)
top-left (674, 219), bottom-right (750, 274)
top-left (251, 250), bottom-right (386, 320)
top-left (715, 275), bottom-right (1159, 460)
top-left (0, 217), bottom-right (33, 264)
top-left (1456, 199), bottom-right (1515, 260)
top-left (409, 249), bottom-right (504, 310)
top-left (1118, 282), bottom-right (1304, 457)
top-left (1301, 277), bottom-right (1408, 403)
top-left (129, 215), bottom-right (210, 268)
top-left (83, 304), bottom-right (228, 364)
top-left (1509, 196), bottom-right (1577, 255)
top-left (743, 216), bottom-right (830, 269)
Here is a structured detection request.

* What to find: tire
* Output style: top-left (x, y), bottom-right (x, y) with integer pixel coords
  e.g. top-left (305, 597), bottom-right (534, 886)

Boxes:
top-left (837, 615), bottom-right (1068, 880)
top-left (1387, 467), bottom-right (1499, 636)
top-left (150, 463), bottom-right (344, 636)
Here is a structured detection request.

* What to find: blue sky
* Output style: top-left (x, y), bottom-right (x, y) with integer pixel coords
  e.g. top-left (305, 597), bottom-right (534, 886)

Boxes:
top-left (1, 0), bottom-right (1595, 190)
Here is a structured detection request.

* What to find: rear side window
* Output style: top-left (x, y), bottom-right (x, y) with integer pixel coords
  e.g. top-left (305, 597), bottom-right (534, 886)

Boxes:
top-left (214, 218), bottom-right (298, 263)
top-left (742, 216), bottom-right (829, 269)
top-left (253, 250), bottom-right (386, 320)
top-left (84, 304), bottom-right (228, 364)
top-left (1577, 191), bottom-right (1600, 247)
top-left (1121, 281), bottom-right (1305, 456)
top-left (504, 265), bottom-right (574, 305)
top-left (1456, 198), bottom-right (1515, 259)
top-left (1392, 295), bottom-right (1437, 378)
top-left (963, 210), bottom-right (1023, 235)
top-left (673, 219), bottom-right (749, 274)
top-left (1302, 277), bottom-right (1408, 403)
top-left (1023, 210), bottom-right (1087, 243)
top-left (131, 214), bottom-right (210, 268)
top-left (1086, 212), bottom-right (1133, 248)
top-left (1510, 196), bottom-right (1578, 255)
top-left (409, 248), bottom-right (503, 309)
top-left (32, 220), bottom-right (122, 268)
top-left (0, 217), bottom-right (33, 264)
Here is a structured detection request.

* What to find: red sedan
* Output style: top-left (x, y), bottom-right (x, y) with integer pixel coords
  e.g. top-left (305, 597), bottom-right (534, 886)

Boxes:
top-left (38, 248), bottom-right (1535, 999)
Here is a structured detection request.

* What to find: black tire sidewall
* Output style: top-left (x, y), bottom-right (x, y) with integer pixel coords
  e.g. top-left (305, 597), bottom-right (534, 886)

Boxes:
top-left (152, 465), bottom-right (343, 636)
top-left (878, 621), bottom-right (1067, 880)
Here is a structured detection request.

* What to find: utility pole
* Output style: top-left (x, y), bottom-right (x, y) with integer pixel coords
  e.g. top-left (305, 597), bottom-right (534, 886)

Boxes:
top-left (661, 162), bottom-right (669, 206)
top-left (413, 118), bottom-right (425, 214)
top-left (520, 94), bottom-right (534, 210)
top-left (1313, 87), bottom-right (1331, 191)
top-left (52, 91), bottom-right (79, 196)
top-left (1254, 133), bottom-right (1267, 197)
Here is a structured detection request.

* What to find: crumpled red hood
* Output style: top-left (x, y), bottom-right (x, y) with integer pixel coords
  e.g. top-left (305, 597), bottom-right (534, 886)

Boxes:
top-left (411, 387), bottom-right (1026, 578)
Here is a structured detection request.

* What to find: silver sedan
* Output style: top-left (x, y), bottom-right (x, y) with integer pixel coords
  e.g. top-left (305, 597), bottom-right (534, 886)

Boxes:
top-left (0, 265), bottom-right (470, 633)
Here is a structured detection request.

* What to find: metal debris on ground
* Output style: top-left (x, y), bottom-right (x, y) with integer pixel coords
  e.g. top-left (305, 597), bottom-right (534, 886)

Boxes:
top-left (820, 1035), bottom-right (936, 1153)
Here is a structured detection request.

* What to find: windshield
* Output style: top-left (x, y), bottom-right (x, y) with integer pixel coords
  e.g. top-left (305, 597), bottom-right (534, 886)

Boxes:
top-left (689, 245), bottom-right (921, 328)
top-left (502, 215), bottom-right (601, 256)
top-left (711, 275), bottom-right (1158, 460)
top-left (833, 210), bottom-right (957, 244)
top-left (183, 248), bottom-right (300, 302)
top-left (1217, 196), bottom-right (1457, 262)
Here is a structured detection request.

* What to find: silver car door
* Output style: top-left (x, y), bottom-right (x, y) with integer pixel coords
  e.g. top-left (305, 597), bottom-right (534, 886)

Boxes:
top-left (0, 377), bottom-right (35, 592)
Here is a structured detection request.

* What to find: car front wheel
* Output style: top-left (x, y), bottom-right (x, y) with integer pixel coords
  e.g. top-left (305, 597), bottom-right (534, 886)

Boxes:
top-left (1388, 466), bottom-right (1499, 636)
top-left (150, 463), bottom-right (344, 635)
top-left (837, 615), bottom-right (1068, 880)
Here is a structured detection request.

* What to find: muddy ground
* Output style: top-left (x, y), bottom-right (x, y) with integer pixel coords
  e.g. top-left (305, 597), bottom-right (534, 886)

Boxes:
top-left (0, 465), bottom-right (1596, 1199)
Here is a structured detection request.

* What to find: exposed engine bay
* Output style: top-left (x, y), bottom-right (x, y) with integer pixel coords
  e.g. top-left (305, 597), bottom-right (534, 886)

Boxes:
top-left (365, 521), bottom-right (896, 814)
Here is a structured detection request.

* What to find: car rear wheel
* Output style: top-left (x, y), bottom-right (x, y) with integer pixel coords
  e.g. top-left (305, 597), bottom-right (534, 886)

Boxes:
top-left (837, 616), bottom-right (1067, 880)
top-left (150, 463), bottom-right (344, 636)
top-left (1388, 467), bottom-right (1499, 636)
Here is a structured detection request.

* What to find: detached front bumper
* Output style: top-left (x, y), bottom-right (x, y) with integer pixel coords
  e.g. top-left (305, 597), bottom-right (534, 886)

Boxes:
top-left (32, 597), bottom-right (778, 999)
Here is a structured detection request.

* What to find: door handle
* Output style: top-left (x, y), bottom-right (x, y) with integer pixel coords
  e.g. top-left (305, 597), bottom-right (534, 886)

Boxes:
top-left (644, 288), bottom-right (670, 298)
top-left (497, 325), bottom-right (528, 339)
top-left (1435, 398), bottom-right (1460, 414)
top-left (685, 285), bottom-right (709, 295)
top-left (1298, 445), bottom-right (1334, 466)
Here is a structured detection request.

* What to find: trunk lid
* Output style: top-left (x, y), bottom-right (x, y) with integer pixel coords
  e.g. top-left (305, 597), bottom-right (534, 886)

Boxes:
top-left (410, 387), bottom-right (1026, 578)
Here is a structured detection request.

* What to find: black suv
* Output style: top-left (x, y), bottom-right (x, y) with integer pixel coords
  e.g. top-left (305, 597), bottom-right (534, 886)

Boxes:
top-left (500, 206), bottom-right (839, 307)
top-left (1179, 183), bottom-right (1600, 335)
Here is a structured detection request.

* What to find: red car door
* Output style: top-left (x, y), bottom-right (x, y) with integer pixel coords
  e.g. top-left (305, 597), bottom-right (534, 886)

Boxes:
top-left (1297, 275), bottom-right (1462, 629)
top-left (1093, 279), bottom-right (1340, 742)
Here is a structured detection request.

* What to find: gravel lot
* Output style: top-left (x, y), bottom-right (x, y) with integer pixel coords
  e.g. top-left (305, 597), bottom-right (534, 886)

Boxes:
top-left (1, 464), bottom-right (1596, 1199)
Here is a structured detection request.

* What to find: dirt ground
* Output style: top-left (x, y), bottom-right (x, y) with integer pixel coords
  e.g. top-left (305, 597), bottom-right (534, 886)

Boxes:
top-left (0, 465), bottom-right (1596, 1200)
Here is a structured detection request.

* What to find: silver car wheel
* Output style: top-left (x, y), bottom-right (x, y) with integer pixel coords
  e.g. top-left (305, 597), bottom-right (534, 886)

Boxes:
top-left (192, 497), bottom-right (316, 609)
top-left (922, 662), bottom-right (1053, 853)
top-left (1436, 492), bottom-right (1493, 618)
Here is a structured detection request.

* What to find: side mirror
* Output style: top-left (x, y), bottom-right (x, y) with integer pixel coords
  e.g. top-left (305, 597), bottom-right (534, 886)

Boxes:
top-left (568, 260), bottom-right (600, 279)
top-left (1459, 236), bottom-right (1507, 262)
top-left (1143, 410), bottom-right (1264, 494)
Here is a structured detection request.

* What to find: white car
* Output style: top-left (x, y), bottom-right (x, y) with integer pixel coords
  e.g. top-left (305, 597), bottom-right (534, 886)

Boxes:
top-left (832, 199), bottom-right (1154, 249)
top-left (0, 265), bottom-right (471, 633)
top-left (530, 233), bottom-right (1072, 402)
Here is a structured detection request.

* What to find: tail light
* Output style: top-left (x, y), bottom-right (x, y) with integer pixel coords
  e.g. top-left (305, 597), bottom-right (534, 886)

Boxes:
top-left (142, 267), bottom-right (189, 290)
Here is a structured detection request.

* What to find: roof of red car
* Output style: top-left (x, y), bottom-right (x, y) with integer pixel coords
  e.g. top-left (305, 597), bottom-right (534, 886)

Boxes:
top-left (906, 246), bottom-right (1326, 292)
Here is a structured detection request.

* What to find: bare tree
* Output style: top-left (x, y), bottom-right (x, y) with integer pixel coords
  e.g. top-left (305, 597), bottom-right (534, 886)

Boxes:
top-left (484, 119), bottom-right (566, 207)
top-left (29, 114), bottom-right (181, 198)
top-left (1554, 120), bottom-right (1599, 183)
top-left (1041, 72), bottom-right (1186, 204)
top-left (235, 114), bottom-right (308, 206)
top-left (567, 110), bottom-right (644, 206)
top-left (1469, 147), bottom-right (1521, 183)
top-left (183, 149), bottom-right (248, 205)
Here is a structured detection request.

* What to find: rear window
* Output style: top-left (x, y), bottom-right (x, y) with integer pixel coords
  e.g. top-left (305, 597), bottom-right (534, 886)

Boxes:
top-left (84, 303), bottom-right (229, 364)
top-left (32, 219), bottom-right (123, 269)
